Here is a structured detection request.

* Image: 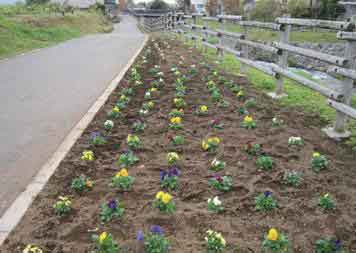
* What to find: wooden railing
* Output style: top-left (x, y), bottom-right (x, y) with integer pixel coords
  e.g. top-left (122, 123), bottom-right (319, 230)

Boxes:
top-left (134, 11), bottom-right (356, 140)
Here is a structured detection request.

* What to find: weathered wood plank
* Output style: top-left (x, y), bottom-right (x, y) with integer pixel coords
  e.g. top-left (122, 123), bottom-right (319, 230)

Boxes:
top-left (328, 66), bottom-right (356, 80)
top-left (237, 39), bottom-right (280, 54)
top-left (273, 42), bottom-right (348, 66)
top-left (217, 15), bottom-right (243, 21)
top-left (328, 99), bottom-right (356, 119)
top-left (238, 21), bottom-right (282, 30)
top-left (276, 17), bottom-right (354, 31)
top-left (337, 31), bottom-right (356, 41)
top-left (216, 29), bottom-right (245, 39)
top-left (202, 17), bottom-right (219, 22)
top-left (236, 57), bottom-right (277, 77)
top-left (271, 64), bottom-right (342, 99)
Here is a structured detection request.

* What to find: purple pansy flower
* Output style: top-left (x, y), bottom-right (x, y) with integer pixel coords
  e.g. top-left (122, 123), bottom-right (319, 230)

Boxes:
top-left (108, 200), bottom-right (117, 210)
top-left (137, 230), bottom-right (144, 241)
top-left (160, 170), bottom-right (167, 181)
top-left (334, 239), bottom-right (341, 250)
top-left (264, 191), bottom-right (272, 197)
top-left (168, 166), bottom-right (181, 177)
top-left (150, 225), bottom-right (164, 235)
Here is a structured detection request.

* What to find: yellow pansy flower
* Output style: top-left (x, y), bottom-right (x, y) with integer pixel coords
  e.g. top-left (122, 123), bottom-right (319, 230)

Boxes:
top-left (23, 244), bottom-right (43, 253)
top-left (267, 228), bottom-right (279, 241)
top-left (236, 90), bottom-right (244, 97)
top-left (202, 140), bottom-right (209, 150)
top-left (99, 232), bottom-right (107, 243)
top-left (200, 105), bottom-right (208, 112)
top-left (162, 193), bottom-right (172, 204)
top-left (112, 106), bottom-right (120, 113)
top-left (148, 101), bottom-right (154, 108)
top-left (81, 150), bottom-right (94, 161)
top-left (156, 191), bottom-right (164, 200)
top-left (150, 87), bottom-right (157, 92)
top-left (244, 116), bottom-right (253, 123)
top-left (170, 117), bottom-right (182, 124)
top-left (173, 98), bottom-right (179, 103)
top-left (119, 168), bottom-right (129, 177)
top-left (313, 152), bottom-right (320, 158)
top-left (120, 95), bottom-right (127, 100)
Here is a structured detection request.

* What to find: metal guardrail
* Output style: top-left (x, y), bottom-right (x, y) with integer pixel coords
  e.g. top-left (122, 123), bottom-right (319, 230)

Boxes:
top-left (133, 11), bottom-right (356, 139)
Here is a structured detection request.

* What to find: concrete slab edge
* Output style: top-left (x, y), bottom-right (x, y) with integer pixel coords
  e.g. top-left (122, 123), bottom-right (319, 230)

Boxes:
top-left (0, 35), bottom-right (149, 246)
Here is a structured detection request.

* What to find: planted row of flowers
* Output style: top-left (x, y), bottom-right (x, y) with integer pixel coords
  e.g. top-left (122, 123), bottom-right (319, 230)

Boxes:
top-left (22, 38), bottom-right (345, 253)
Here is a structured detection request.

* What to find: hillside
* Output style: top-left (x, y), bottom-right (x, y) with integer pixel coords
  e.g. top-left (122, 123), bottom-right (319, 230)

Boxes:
top-left (0, 4), bottom-right (113, 59)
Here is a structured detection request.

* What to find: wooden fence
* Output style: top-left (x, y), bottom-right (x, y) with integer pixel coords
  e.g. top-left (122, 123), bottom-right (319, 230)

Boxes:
top-left (134, 11), bottom-right (356, 140)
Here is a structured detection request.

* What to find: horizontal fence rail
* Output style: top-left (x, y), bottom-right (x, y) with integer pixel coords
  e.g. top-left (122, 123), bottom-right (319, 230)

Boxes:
top-left (133, 11), bottom-right (356, 139)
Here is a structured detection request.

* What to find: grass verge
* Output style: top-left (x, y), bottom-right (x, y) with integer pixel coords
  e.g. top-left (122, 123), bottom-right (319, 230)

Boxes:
top-left (0, 8), bottom-right (112, 59)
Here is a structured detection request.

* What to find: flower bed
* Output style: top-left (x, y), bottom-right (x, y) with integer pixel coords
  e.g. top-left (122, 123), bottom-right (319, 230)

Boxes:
top-left (2, 37), bottom-right (356, 252)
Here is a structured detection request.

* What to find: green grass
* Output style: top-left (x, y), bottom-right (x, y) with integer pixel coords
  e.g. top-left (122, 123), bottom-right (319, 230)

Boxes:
top-left (0, 7), bottom-right (112, 59)
top-left (178, 35), bottom-right (356, 151)
top-left (192, 19), bottom-right (339, 43)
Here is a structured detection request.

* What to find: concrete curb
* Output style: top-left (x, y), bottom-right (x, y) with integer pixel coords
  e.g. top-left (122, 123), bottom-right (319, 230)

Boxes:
top-left (0, 35), bottom-right (149, 246)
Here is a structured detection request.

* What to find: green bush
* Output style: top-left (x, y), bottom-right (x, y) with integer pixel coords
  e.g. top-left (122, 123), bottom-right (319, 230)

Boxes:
top-left (288, 0), bottom-right (311, 18)
top-left (251, 0), bottom-right (282, 22)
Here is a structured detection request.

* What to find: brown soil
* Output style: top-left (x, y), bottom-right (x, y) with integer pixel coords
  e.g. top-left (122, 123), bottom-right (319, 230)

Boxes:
top-left (2, 37), bottom-right (356, 253)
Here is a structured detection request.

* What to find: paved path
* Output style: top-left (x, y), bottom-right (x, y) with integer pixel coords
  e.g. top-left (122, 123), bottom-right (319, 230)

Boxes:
top-left (0, 15), bottom-right (144, 216)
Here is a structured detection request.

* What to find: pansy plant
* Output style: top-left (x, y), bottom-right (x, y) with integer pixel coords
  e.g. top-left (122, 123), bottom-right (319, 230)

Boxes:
top-left (107, 106), bottom-right (121, 119)
top-left (169, 117), bottom-right (183, 130)
top-left (283, 171), bottom-right (302, 187)
top-left (137, 226), bottom-right (169, 253)
top-left (110, 168), bottom-right (134, 191)
top-left (160, 167), bottom-right (180, 190)
top-left (255, 191), bottom-right (278, 212)
top-left (118, 150), bottom-right (139, 167)
top-left (319, 193), bottom-right (335, 211)
top-left (167, 152), bottom-right (180, 165)
top-left (154, 191), bottom-right (175, 214)
top-left (173, 98), bottom-right (186, 108)
top-left (202, 137), bottom-right (221, 154)
top-left (104, 120), bottom-right (114, 131)
top-left (71, 175), bottom-right (93, 193)
top-left (210, 158), bottom-right (226, 171)
top-left (90, 132), bottom-right (106, 146)
top-left (272, 117), bottom-right (284, 127)
top-left (288, 136), bottom-right (303, 146)
top-left (92, 232), bottom-right (119, 253)
top-left (210, 118), bottom-right (224, 130)
top-left (207, 196), bottom-right (224, 213)
top-left (311, 152), bottom-right (328, 172)
top-left (132, 121), bottom-right (146, 133)
top-left (53, 196), bottom-right (72, 216)
top-left (196, 105), bottom-right (209, 116)
top-left (100, 199), bottom-right (124, 222)
top-left (244, 142), bottom-right (262, 156)
top-left (23, 244), bottom-right (43, 253)
top-left (315, 238), bottom-right (344, 253)
top-left (171, 135), bottom-right (185, 146)
top-left (241, 115), bottom-right (256, 129)
top-left (205, 230), bottom-right (226, 253)
top-left (81, 150), bottom-right (95, 161)
top-left (127, 134), bottom-right (141, 149)
top-left (209, 175), bottom-right (232, 192)
top-left (262, 228), bottom-right (290, 253)
top-left (169, 108), bottom-right (184, 118)
top-left (256, 155), bottom-right (274, 171)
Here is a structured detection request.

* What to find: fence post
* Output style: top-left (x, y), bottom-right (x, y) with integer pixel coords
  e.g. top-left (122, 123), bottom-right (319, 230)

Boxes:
top-left (203, 15), bottom-right (208, 53)
top-left (240, 24), bottom-right (249, 74)
top-left (268, 15), bottom-right (291, 99)
top-left (217, 0), bottom-right (225, 57)
top-left (193, 14), bottom-right (198, 48)
top-left (323, 39), bottom-right (356, 139)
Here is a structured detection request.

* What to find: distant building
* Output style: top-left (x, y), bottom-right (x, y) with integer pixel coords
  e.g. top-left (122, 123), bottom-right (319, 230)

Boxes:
top-left (191, 0), bottom-right (207, 13)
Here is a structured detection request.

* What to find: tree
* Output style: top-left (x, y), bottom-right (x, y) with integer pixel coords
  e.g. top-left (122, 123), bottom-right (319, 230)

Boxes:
top-left (206, 0), bottom-right (241, 16)
top-left (317, 0), bottom-right (345, 19)
top-left (250, 0), bottom-right (282, 21)
top-left (149, 0), bottom-right (169, 10)
top-left (288, 0), bottom-right (311, 18)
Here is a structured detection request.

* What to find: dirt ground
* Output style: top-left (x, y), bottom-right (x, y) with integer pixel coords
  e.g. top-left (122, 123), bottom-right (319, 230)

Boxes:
top-left (1, 37), bottom-right (356, 253)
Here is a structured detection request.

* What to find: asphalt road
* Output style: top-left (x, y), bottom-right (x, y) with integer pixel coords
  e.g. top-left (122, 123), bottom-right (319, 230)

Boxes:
top-left (0, 15), bottom-right (144, 216)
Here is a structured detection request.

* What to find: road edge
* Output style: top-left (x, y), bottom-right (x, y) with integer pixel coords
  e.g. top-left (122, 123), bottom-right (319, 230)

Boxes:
top-left (0, 35), bottom-right (149, 246)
